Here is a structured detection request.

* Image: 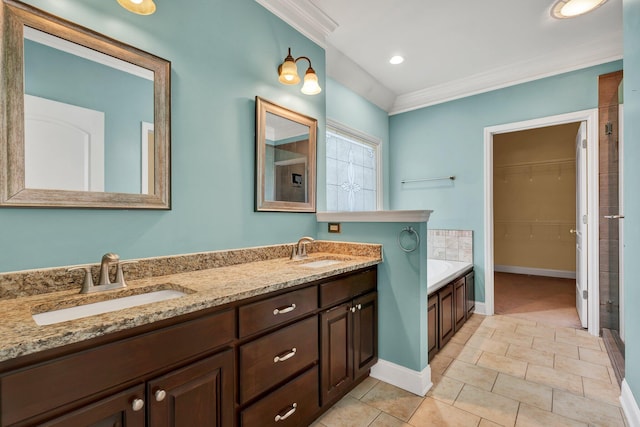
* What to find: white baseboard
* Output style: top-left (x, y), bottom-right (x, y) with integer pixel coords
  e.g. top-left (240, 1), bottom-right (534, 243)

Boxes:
top-left (621, 379), bottom-right (640, 427)
top-left (473, 302), bottom-right (487, 315)
top-left (494, 265), bottom-right (576, 279)
top-left (370, 359), bottom-right (432, 396)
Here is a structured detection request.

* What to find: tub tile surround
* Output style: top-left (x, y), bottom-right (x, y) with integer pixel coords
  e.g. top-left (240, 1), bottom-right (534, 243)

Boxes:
top-left (0, 241), bottom-right (381, 362)
top-left (428, 229), bottom-right (473, 263)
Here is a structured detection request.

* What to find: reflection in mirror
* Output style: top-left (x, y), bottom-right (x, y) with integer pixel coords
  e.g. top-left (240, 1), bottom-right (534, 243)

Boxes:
top-left (255, 97), bottom-right (317, 212)
top-left (0, 0), bottom-right (171, 209)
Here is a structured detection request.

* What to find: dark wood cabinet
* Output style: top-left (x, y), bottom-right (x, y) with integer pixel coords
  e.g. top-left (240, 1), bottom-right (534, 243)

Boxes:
top-left (438, 283), bottom-right (455, 347)
top-left (147, 349), bottom-right (234, 427)
top-left (454, 277), bottom-right (466, 331)
top-left (353, 291), bottom-right (377, 379)
top-left (427, 294), bottom-right (439, 361)
top-left (465, 271), bottom-right (475, 316)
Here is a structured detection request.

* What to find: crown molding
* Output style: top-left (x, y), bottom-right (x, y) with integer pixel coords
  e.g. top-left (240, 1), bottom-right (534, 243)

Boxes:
top-left (255, 0), bottom-right (337, 48)
top-left (390, 36), bottom-right (622, 115)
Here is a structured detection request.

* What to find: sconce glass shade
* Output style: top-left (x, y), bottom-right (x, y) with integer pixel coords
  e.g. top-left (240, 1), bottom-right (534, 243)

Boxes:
top-left (301, 68), bottom-right (321, 95)
top-left (117, 0), bottom-right (157, 15)
top-left (278, 49), bottom-right (301, 85)
top-left (551, 0), bottom-right (608, 18)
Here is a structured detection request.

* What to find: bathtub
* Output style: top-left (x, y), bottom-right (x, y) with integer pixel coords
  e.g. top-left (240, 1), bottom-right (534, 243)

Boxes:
top-left (428, 259), bottom-right (473, 295)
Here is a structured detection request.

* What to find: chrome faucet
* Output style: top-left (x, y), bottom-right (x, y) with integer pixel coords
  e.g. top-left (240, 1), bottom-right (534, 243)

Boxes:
top-left (68, 253), bottom-right (136, 294)
top-left (290, 236), bottom-right (315, 260)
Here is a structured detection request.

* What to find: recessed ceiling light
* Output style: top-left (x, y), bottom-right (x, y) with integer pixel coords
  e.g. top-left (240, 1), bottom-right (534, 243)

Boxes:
top-left (389, 55), bottom-right (404, 65)
top-left (551, 0), bottom-right (608, 19)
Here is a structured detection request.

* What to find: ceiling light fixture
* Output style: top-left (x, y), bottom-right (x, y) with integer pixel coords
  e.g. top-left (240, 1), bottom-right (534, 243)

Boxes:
top-left (389, 55), bottom-right (404, 65)
top-left (277, 48), bottom-right (322, 95)
top-left (117, 0), bottom-right (157, 15)
top-left (551, 0), bottom-right (608, 18)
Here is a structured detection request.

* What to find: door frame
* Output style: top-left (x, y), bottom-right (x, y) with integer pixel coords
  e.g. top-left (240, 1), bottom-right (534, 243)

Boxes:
top-left (483, 108), bottom-right (600, 335)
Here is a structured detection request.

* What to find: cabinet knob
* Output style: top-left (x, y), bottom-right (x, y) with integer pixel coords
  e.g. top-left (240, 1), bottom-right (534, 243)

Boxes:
top-left (350, 307), bottom-right (356, 313)
top-left (357, 304), bottom-right (362, 310)
top-left (274, 403), bottom-right (297, 422)
top-left (131, 398), bottom-right (145, 412)
top-left (154, 389), bottom-right (167, 402)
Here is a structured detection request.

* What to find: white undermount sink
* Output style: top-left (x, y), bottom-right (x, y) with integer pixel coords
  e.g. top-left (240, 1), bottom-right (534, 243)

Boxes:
top-left (32, 289), bottom-right (187, 326)
top-left (298, 259), bottom-right (343, 268)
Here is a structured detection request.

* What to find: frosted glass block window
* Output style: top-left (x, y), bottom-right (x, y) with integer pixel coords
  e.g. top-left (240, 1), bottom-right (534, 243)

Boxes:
top-left (326, 125), bottom-right (379, 211)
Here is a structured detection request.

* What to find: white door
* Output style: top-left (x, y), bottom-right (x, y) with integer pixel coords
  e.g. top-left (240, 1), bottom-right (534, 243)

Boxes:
top-left (575, 121), bottom-right (588, 328)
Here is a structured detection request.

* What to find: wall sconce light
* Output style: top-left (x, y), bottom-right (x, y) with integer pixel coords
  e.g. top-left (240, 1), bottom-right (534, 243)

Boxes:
top-left (277, 48), bottom-right (322, 95)
top-left (117, 0), bottom-right (156, 15)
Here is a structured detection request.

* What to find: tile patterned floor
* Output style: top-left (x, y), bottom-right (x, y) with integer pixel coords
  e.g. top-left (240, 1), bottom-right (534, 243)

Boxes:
top-left (311, 314), bottom-right (627, 427)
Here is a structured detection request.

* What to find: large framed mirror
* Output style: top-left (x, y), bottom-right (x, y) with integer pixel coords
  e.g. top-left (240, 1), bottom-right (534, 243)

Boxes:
top-left (0, 0), bottom-right (171, 209)
top-left (255, 97), bottom-right (317, 212)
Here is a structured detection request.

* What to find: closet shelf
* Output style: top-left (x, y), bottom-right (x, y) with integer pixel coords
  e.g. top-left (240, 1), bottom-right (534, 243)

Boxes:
top-left (494, 158), bottom-right (575, 169)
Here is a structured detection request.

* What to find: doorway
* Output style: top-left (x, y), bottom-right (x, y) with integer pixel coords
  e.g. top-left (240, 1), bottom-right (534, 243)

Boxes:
top-left (483, 109), bottom-right (600, 335)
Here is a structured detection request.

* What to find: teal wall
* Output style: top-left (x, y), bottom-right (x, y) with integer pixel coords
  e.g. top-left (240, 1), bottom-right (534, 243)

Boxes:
top-left (318, 222), bottom-right (428, 372)
top-left (389, 60), bottom-right (623, 303)
top-left (24, 39), bottom-right (154, 193)
top-left (325, 78), bottom-right (390, 210)
top-left (2, 0), bottom-right (325, 272)
top-left (623, 0), bottom-right (640, 401)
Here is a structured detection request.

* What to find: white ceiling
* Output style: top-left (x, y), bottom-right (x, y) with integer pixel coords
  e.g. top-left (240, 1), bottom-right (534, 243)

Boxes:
top-left (257, 0), bottom-right (623, 114)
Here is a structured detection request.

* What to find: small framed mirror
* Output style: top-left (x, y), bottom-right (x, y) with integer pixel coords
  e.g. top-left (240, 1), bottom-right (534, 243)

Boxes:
top-left (0, 0), bottom-right (171, 209)
top-left (255, 97), bottom-right (317, 212)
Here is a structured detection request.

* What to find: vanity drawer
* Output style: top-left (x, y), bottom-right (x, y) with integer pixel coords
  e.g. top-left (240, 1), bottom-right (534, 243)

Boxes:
top-left (238, 285), bottom-right (317, 338)
top-left (240, 366), bottom-right (319, 427)
top-left (239, 315), bottom-right (318, 403)
top-left (320, 267), bottom-right (377, 308)
top-left (0, 309), bottom-right (234, 427)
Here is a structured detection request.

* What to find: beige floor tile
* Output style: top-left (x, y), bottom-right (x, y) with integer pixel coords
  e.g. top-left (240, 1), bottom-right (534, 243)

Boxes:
top-left (430, 371), bottom-right (443, 387)
top-left (481, 316), bottom-right (517, 332)
top-left (477, 352), bottom-right (528, 378)
top-left (532, 337), bottom-right (579, 359)
top-left (430, 354), bottom-right (454, 375)
top-left (451, 329), bottom-right (474, 344)
top-left (491, 330), bottom-right (534, 348)
top-left (554, 355), bottom-right (611, 383)
top-left (454, 384), bottom-right (519, 426)
top-left (409, 397), bottom-right (481, 427)
top-left (583, 377), bottom-right (622, 407)
top-left (361, 382), bottom-right (423, 422)
top-left (555, 327), bottom-right (578, 338)
top-left (525, 364), bottom-right (583, 395)
top-left (507, 343), bottom-right (554, 367)
top-left (478, 419), bottom-right (502, 427)
top-left (553, 389), bottom-right (626, 427)
top-left (310, 420), bottom-right (329, 427)
top-left (349, 377), bottom-right (380, 399)
top-left (455, 345), bottom-right (483, 364)
top-left (515, 403), bottom-right (587, 427)
top-left (464, 335), bottom-right (510, 356)
top-left (492, 373), bottom-right (552, 411)
top-left (316, 396), bottom-right (380, 427)
top-left (444, 360), bottom-right (498, 391)
top-left (555, 333), bottom-right (603, 351)
top-left (438, 341), bottom-right (466, 359)
top-left (578, 346), bottom-right (613, 367)
top-left (369, 412), bottom-right (412, 427)
top-left (515, 324), bottom-right (556, 340)
top-left (472, 325), bottom-right (496, 338)
top-left (427, 375), bottom-right (464, 405)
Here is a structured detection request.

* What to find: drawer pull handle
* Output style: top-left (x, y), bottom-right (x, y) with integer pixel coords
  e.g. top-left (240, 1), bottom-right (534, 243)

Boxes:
top-left (274, 348), bottom-right (297, 363)
top-left (131, 398), bottom-right (145, 412)
top-left (155, 389), bottom-right (166, 402)
top-left (273, 304), bottom-right (296, 315)
top-left (275, 403), bottom-right (297, 422)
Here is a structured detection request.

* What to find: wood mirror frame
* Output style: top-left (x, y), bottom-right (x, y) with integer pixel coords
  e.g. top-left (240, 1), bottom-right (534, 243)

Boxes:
top-left (255, 97), bottom-right (317, 212)
top-left (0, 0), bottom-right (171, 209)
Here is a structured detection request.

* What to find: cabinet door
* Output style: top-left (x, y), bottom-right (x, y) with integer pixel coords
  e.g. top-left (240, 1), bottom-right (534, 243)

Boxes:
top-left (427, 294), bottom-right (439, 361)
top-left (465, 271), bottom-right (475, 317)
top-left (353, 292), bottom-right (377, 379)
top-left (39, 384), bottom-right (145, 427)
top-left (438, 284), bottom-right (455, 347)
top-left (454, 277), bottom-right (466, 332)
top-left (320, 303), bottom-right (353, 405)
top-left (147, 349), bottom-right (234, 427)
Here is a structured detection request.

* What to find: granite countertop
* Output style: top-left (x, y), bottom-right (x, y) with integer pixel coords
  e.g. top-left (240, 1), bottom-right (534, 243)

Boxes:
top-left (0, 251), bottom-right (381, 363)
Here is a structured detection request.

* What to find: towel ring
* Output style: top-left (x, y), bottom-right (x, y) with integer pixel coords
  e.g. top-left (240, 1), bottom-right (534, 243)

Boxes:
top-left (398, 226), bottom-right (420, 253)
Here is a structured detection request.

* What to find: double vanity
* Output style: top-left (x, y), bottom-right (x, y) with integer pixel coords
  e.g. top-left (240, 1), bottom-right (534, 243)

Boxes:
top-left (0, 241), bottom-right (381, 426)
